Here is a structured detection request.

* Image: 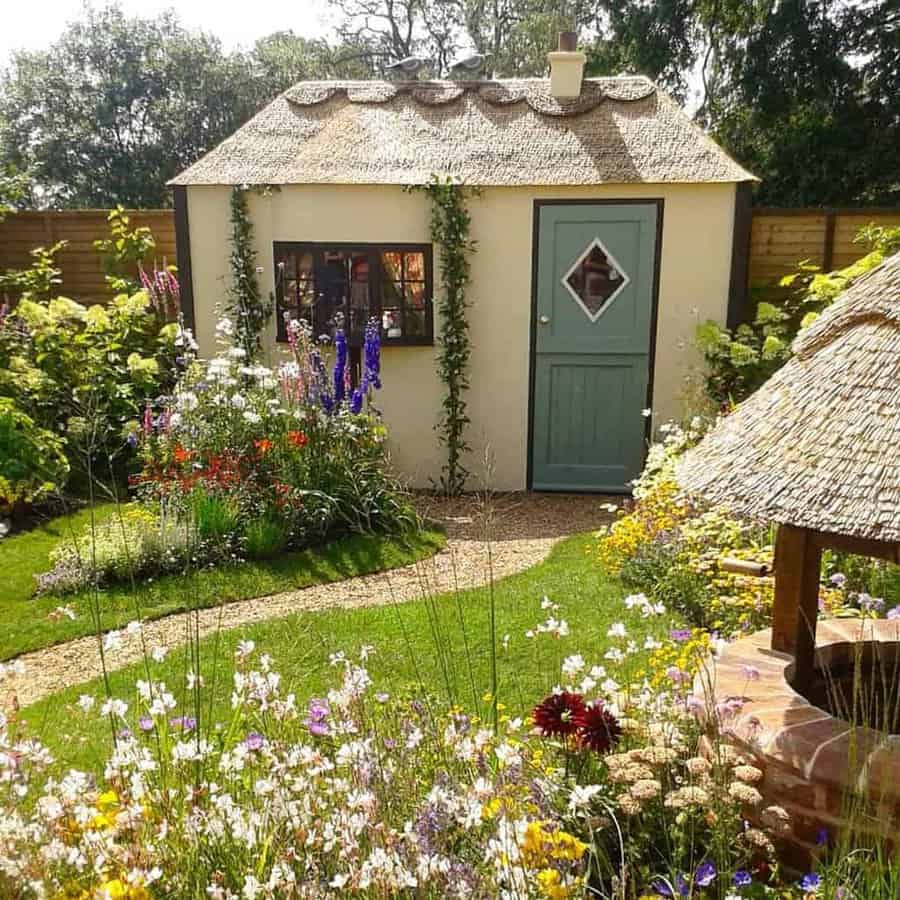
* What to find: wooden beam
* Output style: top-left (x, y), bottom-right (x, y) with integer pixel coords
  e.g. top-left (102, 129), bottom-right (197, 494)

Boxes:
top-left (172, 186), bottom-right (195, 332)
top-left (772, 525), bottom-right (823, 694)
top-left (809, 530), bottom-right (900, 564)
top-left (727, 181), bottom-right (754, 329)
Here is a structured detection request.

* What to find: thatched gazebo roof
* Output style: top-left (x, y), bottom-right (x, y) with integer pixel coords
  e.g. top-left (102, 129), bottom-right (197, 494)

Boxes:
top-left (677, 252), bottom-right (900, 544)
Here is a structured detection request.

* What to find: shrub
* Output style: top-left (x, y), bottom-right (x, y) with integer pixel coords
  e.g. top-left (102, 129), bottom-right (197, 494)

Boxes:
top-left (0, 214), bottom-right (178, 500)
top-left (0, 397), bottom-right (69, 513)
top-left (697, 225), bottom-right (900, 406)
top-left (35, 506), bottom-right (193, 595)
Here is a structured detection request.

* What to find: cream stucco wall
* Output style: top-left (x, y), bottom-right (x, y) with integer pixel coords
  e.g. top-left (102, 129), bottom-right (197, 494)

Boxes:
top-left (186, 182), bottom-right (736, 490)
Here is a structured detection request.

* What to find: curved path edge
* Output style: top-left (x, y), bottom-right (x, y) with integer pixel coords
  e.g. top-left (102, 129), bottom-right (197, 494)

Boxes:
top-left (3, 536), bottom-right (559, 711)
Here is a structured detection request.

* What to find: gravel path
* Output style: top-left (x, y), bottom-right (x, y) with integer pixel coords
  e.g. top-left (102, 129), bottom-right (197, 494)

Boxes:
top-left (3, 493), bottom-right (615, 711)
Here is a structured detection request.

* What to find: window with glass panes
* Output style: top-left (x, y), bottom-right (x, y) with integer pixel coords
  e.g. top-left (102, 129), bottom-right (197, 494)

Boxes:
top-left (274, 243), bottom-right (433, 346)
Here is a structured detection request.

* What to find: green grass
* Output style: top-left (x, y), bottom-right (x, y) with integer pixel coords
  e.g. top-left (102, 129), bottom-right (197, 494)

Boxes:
top-left (22, 533), bottom-right (676, 772)
top-left (0, 506), bottom-right (446, 661)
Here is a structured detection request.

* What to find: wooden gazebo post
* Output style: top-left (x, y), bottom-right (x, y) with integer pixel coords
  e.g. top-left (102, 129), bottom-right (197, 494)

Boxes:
top-left (772, 525), bottom-right (900, 693)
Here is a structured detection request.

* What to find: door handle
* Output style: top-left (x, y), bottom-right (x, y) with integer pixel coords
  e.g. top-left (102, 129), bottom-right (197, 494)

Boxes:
top-left (539, 315), bottom-right (551, 324)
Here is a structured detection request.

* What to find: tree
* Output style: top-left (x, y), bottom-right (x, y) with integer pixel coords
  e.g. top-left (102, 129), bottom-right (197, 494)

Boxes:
top-left (707, 0), bottom-right (898, 205)
top-left (0, 7), bottom-right (369, 208)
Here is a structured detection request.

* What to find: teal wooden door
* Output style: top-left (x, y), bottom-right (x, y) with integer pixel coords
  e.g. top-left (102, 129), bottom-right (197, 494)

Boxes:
top-left (530, 202), bottom-right (659, 492)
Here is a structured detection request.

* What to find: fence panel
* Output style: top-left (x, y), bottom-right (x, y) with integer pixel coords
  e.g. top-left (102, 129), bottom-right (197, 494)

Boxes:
top-left (749, 208), bottom-right (900, 289)
top-left (0, 209), bottom-right (175, 305)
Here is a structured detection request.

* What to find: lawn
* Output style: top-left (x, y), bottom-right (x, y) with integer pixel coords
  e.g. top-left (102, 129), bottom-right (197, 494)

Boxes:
top-left (0, 504), bottom-right (445, 661)
top-left (21, 533), bottom-right (677, 772)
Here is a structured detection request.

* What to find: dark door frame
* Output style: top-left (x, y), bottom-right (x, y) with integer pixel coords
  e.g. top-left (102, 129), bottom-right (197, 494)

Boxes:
top-left (526, 198), bottom-right (665, 492)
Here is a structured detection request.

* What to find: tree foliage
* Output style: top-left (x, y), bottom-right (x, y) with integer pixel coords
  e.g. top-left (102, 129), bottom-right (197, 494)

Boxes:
top-left (0, 7), bottom-right (371, 208)
top-left (0, 0), bottom-right (897, 207)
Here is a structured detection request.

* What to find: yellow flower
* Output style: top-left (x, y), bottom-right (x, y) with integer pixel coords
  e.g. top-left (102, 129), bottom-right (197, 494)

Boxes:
top-left (536, 868), bottom-right (571, 899)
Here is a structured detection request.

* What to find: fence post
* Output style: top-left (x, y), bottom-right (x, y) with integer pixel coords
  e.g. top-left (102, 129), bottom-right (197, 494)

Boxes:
top-left (822, 210), bottom-right (836, 272)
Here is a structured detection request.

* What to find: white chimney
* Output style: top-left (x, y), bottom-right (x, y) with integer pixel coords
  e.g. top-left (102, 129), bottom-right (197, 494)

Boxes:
top-left (547, 31), bottom-right (585, 99)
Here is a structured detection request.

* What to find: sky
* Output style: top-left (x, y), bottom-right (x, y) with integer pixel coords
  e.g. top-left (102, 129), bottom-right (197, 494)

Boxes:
top-left (1, 0), bottom-right (334, 64)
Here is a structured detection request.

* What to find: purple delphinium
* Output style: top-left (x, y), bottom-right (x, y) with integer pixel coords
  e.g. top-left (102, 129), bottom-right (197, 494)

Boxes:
top-left (694, 862), bottom-right (716, 887)
top-left (244, 732), bottom-right (266, 751)
top-left (815, 827), bottom-right (829, 847)
top-left (333, 329), bottom-right (348, 405)
top-left (349, 318), bottom-right (383, 414)
top-left (800, 873), bottom-right (821, 892)
top-left (733, 870), bottom-right (752, 887)
top-left (650, 874), bottom-right (689, 897)
top-left (305, 698), bottom-right (330, 737)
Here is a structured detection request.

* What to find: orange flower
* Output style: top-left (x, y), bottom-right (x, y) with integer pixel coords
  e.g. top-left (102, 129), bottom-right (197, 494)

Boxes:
top-left (173, 445), bottom-right (192, 464)
top-left (255, 438), bottom-right (273, 455)
top-left (287, 430), bottom-right (309, 448)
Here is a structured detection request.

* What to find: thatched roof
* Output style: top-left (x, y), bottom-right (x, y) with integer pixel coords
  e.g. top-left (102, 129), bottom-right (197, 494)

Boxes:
top-left (677, 253), bottom-right (900, 544)
top-left (170, 78), bottom-right (755, 187)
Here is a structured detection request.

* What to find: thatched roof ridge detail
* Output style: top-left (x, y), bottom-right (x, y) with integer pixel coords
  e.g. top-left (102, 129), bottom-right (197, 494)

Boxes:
top-left (170, 77), bottom-right (756, 187)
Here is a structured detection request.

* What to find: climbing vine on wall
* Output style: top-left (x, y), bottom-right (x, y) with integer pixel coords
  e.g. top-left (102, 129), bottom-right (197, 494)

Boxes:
top-left (412, 176), bottom-right (478, 496)
top-left (228, 186), bottom-right (273, 360)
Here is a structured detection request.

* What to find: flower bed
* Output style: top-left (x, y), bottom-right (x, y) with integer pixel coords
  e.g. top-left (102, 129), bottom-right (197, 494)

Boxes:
top-left (36, 317), bottom-right (414, 594)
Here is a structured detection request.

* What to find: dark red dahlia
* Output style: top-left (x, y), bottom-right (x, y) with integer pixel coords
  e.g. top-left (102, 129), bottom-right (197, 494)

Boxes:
top-left (532, 692), bottom-right (587, 737)
top-left (573, 700), bottom-right (622, 754)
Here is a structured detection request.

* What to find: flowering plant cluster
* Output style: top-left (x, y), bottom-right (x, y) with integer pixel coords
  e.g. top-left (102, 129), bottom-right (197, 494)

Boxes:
top-left (137, 316), bottom-right (408, 546)
top-left (597, 421), bottom-right (895, 638)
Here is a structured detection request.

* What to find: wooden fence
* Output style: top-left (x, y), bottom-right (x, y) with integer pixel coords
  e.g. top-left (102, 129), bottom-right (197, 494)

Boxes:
top-left (0, 209), bottom-right (176, 304)
top-left (0, 205), bottom-right (898, 307)
top-left (749, 207), bottom-right (900, 287)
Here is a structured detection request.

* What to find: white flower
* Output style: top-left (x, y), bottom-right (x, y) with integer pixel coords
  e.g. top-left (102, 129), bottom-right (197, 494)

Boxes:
top-left (242, 875), bottom-right (262, 899)
top-left (641, 407), bottom-right (652, 418)
top-left (406, 727), bottom-right (424, 750)
top-left (236, 640), bottom-right (255, 659)
top-left (100, 698), bottom-right (129, 719)
top-left (151, 645), bottom-right (169, 663)
top-left (103, 630), bottom-right (123, 652)
top-left (329, 874), bottom-right (350, 889)
top-left (125, 620), bottom-right (142, 637)
top-left (604, 648), bottom-right (624, 663)
top-left (568, 784), bottom-right (602, 812)
top-left (561, 654), bottom-right (585, 678)
top-left (76, 694), bottom-right (95, 712)
top-left (644, 636), bottom-right (663, 650)
top-left (230, 393), bottom-right (247, 410)
top-left (359, 644), bottom-right (375, 661)
top-left (174, 326), bottom-right (199, 351)
top-left (228, 346), bottom-right (247, 359)
top-left (215, 316), bottom-right (234, 337)
top-left (600, 678), bottom-right (620, 695)
top-left (607, 622), bottom-right (627, 639)
top-left (495, 742), bottom-right (521, 768)
top-left (177, 391), bottom-right (198, 411)
top-left (328, 651), bottom-right (346, 667)
top-left (243, 411), bottom-right (262, 425)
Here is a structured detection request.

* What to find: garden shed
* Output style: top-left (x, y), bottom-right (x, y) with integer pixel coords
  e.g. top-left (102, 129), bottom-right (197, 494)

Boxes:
top-left (170, 44), bottom-right (756, 491)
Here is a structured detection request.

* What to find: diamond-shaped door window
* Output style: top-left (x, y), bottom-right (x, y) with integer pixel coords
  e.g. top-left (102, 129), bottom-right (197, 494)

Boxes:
top-left (561, 238), bottom-right (630, 322)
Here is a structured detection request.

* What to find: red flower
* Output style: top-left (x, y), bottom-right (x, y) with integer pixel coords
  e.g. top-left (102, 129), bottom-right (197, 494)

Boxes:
top-left (255, 438), bottom-right (273, 455)
top-left (573, 700), bottom-right (622, 754)
top-left (532, 692), bottom-right (586, 738)
top-left (287, 430), bottom-right (309, 448)
top-left (173, 445), bottom-right (192, 464)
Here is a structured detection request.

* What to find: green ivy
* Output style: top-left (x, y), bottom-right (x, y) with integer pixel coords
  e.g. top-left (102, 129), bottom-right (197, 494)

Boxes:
top-left (697, 224), bottom-right (900, 406)
top-left (412, 176), bottom-right (479, 496)
top-left (228, 187), bottom-right (273, 361)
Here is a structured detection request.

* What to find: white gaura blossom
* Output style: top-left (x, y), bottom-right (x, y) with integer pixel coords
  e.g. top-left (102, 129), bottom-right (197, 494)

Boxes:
top-left (99, 698), bottom-right (128, 719)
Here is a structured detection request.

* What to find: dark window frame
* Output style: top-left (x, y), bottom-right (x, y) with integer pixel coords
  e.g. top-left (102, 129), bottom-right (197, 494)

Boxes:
top-left (273, 241), bottom-right (434, 346)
